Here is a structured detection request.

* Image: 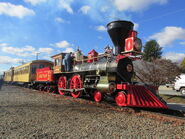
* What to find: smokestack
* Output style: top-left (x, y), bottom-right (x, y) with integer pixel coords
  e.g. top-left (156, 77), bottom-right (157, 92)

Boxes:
top-left (107, 20), bottom-right (134, 55)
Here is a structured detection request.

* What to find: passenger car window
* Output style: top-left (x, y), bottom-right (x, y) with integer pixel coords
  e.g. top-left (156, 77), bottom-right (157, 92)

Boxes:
top-left (31, 65), bottom-right (37, 74)
top-left (39, 64), bottom-right (45, 69)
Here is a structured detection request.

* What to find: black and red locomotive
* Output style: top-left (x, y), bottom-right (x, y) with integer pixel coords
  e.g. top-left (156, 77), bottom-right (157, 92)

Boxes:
top-left (28, 20), bottom-right (168, 109)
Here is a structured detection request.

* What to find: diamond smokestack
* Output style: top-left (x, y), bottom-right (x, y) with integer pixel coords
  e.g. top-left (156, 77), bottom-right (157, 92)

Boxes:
top-left (107, 20), bottom-right (134, 55)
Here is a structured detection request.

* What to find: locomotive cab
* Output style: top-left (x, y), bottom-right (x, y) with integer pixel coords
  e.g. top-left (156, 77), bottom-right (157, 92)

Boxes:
top-left (51, 53), bottom-right (66, 74)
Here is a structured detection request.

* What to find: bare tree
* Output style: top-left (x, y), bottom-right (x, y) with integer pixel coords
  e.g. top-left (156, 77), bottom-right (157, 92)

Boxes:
top-left (133, 59), bottom-right (181, 86)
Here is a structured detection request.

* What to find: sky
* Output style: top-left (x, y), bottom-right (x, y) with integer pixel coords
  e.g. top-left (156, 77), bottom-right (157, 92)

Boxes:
top-left (0, 0), bottom-right (185, 74)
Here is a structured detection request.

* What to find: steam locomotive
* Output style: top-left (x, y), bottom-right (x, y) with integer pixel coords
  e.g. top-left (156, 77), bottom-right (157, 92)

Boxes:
top-left (4, 20), bottom-right (168, 109)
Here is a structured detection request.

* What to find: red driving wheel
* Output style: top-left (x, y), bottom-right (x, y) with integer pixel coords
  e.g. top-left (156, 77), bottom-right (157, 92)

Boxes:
top-left (115, 92), bottom-right (127, 106)
top-left (58, 76), bottom-right (67, 95)
top-left (70, 75), bottom-right (82, 98)
top-left (93, 90), bottom-right (103, 102)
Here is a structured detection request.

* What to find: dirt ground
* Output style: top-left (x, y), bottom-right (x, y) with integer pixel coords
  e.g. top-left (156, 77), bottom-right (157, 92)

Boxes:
top-left (0, 85), bottom-right (185, 139)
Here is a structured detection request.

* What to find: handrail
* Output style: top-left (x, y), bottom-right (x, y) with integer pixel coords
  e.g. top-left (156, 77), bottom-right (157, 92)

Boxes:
top-left (74, 53), bottom-right (112, 64)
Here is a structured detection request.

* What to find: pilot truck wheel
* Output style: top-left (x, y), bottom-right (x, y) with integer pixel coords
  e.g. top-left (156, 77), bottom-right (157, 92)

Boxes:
top-left (93, 90), bottom-right (103, 102)
top-left (115, 92), bottom-right (127, 106)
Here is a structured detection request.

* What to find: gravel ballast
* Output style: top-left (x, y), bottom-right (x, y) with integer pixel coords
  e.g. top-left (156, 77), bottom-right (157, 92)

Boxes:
top-left (0, 85), bottom-right (185, 138)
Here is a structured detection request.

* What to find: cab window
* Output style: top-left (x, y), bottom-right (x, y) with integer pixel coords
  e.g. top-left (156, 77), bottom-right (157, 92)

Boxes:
top-left (56, 58), bottom-right (61, 66)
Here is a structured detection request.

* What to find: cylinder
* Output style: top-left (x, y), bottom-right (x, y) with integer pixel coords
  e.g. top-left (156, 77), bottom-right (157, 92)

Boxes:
top-left (96, 82), bottom-right (116, 93)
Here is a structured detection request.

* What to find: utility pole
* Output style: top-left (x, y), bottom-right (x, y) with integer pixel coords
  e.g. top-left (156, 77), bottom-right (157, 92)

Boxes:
top-left (36, 52), bottom-right (40, 60)
top-left (19, 60), bottom-right (25, 65)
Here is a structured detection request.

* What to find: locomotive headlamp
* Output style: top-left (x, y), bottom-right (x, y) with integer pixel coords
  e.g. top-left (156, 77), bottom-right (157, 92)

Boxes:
top-left (135, 38), bottom-right (142, 51)
top-left (125, 32), bottom-right (142, 53)
top-left (126, 64), bottom-right (133, 72)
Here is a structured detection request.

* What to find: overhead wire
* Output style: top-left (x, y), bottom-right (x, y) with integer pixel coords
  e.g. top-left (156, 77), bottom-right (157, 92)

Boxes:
top-left (138, 8), bottom-right (185, 23)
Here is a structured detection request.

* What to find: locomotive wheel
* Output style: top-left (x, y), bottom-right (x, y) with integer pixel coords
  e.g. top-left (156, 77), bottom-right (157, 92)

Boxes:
top-left (47, 87), bottom-right (53, 93)
top-left (70, 75), bottom-right (82, 98)
top-left (51, 89), bottom-right (56, 94)
top-left (44, 86), bottom-right (49, 92)
top-left (58, 76), bottom-right (67, 95)
top-left (93, 90), bottom-right (103, 102)
top-left (48, 87), bottom-right (56, 94)
top-left (115, 92), bottom-right (127, 106)
top-left (39, 86), bottom-right (44, 91)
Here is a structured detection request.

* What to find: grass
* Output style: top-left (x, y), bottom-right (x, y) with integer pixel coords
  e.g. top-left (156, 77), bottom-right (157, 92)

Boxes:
top-left (160, 94), bottom-right (185, 104)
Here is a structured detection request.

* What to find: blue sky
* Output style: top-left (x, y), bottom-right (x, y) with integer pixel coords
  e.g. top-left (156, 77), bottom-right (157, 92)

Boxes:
top-left (0, 0), bottom-right (185, 74)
